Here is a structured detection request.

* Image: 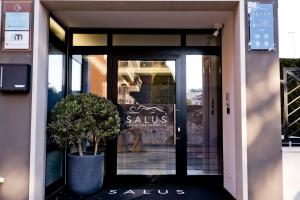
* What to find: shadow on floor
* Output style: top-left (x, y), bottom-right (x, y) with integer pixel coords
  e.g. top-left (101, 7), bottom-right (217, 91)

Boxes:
top-left (47, 184), bottom-right (235, 200)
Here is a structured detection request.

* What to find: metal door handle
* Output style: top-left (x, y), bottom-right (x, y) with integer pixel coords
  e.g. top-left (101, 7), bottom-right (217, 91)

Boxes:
top-left (211, 98), bottom-right (214, 115)
top-left (0, 66), bottom-right (3, 88)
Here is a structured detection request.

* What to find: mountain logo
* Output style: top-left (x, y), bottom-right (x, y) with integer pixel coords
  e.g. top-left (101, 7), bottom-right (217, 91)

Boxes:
top-left (126, 105), bottom-right (169, 126)
top-left (128, 105), bottom-right (166, 115)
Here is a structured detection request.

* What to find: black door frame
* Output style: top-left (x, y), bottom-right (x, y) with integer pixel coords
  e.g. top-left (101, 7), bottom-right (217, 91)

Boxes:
top-left (101, 47), bottom-right (222, 184)
top-left (107, 50), bottom-right (186, 180)
top-left (45, 16), bottom-right (224, 197)
top-left (46, 17), bottom-right (68, 197)
top-left (66, 28), bottom-right (222, 185)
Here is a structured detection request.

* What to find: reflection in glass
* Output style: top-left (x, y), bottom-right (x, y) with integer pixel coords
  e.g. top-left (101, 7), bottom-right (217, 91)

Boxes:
top-left (186, 34), bottom-right (221, 46)
top-left (186, 55), bottom-right (222, 175)
top-left (113, 34), bottom-right (181, 46)
top-left (48, 55), bottom-right (64, 110)
top-left (117, 60), bottom-right (176, 175)
top-left (71, 55), bottom-right (82, 92)
top-left (73, 34), bottom-right (107, 46)
top-left (49, 17), bottom-right (65, 42)
top-left (71, 55), bottom-right (107, 97)
top-left (186, 55), bottom-right (204, 175)
top-left (46, 44), bottom-right (65, 186)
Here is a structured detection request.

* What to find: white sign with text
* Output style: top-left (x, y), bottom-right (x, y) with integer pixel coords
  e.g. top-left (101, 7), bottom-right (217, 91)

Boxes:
top-left (4, 31), bottom-right (30, 50)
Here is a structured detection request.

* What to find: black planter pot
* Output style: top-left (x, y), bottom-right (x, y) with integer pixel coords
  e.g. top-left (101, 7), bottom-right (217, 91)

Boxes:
top-left (67, 153), bottom-right (104, 195)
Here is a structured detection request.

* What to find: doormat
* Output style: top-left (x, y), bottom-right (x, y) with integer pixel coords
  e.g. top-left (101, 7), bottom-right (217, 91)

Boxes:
top-left (47, 184), bottom-right (235, 200)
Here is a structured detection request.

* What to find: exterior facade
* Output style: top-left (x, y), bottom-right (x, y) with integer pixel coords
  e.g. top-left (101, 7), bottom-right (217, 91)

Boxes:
top-left (0, 0), bottom-right (284, 200)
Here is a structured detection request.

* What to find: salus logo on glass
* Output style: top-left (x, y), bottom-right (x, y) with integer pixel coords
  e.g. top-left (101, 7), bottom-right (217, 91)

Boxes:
top-left (126, 105), bottom-right (169, 127)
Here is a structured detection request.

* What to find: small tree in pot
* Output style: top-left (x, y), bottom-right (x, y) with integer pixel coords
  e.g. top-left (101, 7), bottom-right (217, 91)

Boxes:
top-left (48, 93), bottom-right (120, 195)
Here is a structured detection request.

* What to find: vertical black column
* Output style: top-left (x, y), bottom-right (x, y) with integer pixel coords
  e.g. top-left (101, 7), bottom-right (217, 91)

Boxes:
top-left (176, 53), bottom-right (187, 177)
top-left (65, 29), bottom-right (74, 95)
top-left (105, 34), bottom-right (118, 177)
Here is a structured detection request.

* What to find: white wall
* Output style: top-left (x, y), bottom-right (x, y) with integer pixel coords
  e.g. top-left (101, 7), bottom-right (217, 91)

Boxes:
top-left (222, 3), bottom-right (248, 199)
top-left (29, 1), bottom-right (49, 200)
top-left (222, 11), bottom-right (237, 198)
top-left (233, 2), bottom-right (248, 200)
top-left (283, 147), bottom-right (300, 200)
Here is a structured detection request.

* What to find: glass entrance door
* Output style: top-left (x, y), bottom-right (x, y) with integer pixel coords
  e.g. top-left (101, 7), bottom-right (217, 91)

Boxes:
top-left (116, 59), bottom-right (177, 175)
top-left (113, 54), bottom-right (222, 178)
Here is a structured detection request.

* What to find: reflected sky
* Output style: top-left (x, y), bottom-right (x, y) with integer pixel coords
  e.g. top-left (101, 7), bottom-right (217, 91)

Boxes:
top-left (186, 55), bottom-right (203, 90)
top-left (48, 55), bottom-right (63, 92)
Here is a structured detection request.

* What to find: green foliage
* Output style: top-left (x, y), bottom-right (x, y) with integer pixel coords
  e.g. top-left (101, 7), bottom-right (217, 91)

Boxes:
top-left (86, 95), bottom-right (121, 141)
top-left (186, 99), bottom-right (192, 106)
top-left (280, 58), bottom-right (300, 79)
top-left (48, 93), bottom-right (121, 151)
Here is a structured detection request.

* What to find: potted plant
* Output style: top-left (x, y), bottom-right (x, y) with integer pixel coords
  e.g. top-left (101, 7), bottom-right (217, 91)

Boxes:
top-left (48, 93), bottom-right (120, 195)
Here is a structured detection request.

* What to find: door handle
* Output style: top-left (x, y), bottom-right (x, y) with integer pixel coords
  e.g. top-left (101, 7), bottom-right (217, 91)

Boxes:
top-left (0, 66), bottom-right (3, 88)
top-left (211, 98), bottom-right (214, 115)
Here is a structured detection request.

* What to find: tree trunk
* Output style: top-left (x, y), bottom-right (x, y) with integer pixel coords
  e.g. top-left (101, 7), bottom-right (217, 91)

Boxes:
top-left (78, 142), bottom-right (83, 156)
top-left (94, 140), bottom-right (99, 156)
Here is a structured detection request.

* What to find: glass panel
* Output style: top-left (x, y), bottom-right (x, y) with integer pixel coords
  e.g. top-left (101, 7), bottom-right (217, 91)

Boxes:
top-left (45, 151), bottom-right (63, 186)
top-left (73, 34), bottom-right (107, 46)
top-left (205, 55), bottom-right (222, 175)
top-left (113, 34), bottom-right (181, 46)
top-left (49, 17), bottom-right (65, 42)
top-left (46, 44), bottom-right (65, 186)
top-left (186, 55), bottom-right (204, 175)
top-left (186, 55), bottom-right (222, 175)
top-left (71, 55), bottom-right (82, 92)
top-left (117, 60), bottom-right (176, 175)
top-left (71, 55), bottom-right (107, 97)
top-left (186, 34), bottom-right (221, 46)
top-left (48, 48), bottom-right (64, 102)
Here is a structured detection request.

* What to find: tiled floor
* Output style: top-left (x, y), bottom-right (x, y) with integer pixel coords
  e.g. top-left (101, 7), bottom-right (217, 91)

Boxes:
top-left (47, 184), bottom-right (235, 200)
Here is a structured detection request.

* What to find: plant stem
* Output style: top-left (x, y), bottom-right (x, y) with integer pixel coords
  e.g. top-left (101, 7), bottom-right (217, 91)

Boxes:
top-left (78, 142), bottom-right (83, 156)
top-left (94, 140), bottom-right (99, 156)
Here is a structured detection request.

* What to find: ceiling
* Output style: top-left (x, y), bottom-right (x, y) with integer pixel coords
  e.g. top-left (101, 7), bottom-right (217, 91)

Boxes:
top-left (42, 1), bottom-right (238, 11)
top-left (42, 0), bottom-right (237, 28)
top-left (52, 11), bottom-right (232, 28)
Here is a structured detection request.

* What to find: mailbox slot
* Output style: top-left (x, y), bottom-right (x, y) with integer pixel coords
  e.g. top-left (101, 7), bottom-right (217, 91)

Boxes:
top-left (0, 64), bottom-right (31, 93)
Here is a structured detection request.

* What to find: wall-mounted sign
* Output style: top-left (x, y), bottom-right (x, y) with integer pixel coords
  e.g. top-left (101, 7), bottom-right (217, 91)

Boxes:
top-left (4, 31), bottom-right (29, 49)
top-left (0, 1), bottom-right (2, 42)
top-left (248, 2), bottom-right (275, 51)
top-left (5, 12), bottom-right (30, 30)
top-left (3, 1), bottom-right (32, 51)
